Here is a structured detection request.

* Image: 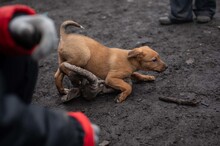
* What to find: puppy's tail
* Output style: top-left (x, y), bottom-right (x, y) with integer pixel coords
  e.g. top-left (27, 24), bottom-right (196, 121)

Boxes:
top-left (60, 20), bottom-right (84, 38)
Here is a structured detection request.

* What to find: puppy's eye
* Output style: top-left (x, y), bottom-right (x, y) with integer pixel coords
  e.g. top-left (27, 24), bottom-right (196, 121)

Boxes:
top-left (152, 58), bottom-right (157, 62)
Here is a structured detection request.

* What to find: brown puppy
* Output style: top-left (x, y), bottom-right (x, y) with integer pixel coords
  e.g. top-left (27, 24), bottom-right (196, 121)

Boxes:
top-left (55, 20), bottom-right (167, 103)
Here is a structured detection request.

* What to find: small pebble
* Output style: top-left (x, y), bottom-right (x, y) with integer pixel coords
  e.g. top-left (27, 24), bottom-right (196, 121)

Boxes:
top-left (127, 0), bottom-right (134, 2)
top-left (186, 58), bottom-right (194, 65)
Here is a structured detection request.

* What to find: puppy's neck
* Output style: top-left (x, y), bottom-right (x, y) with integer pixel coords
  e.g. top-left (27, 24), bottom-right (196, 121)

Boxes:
top-left (128, 58), bottom-right (141, 72)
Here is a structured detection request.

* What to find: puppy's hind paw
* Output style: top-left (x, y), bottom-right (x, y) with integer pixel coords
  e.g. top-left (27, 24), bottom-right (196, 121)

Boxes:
top-left (114, 94), bottom-right (126, 103)
top-left (114, 97), bottom-right (121, 103)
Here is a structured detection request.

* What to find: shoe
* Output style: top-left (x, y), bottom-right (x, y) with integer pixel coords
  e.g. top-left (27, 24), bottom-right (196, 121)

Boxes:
top-left (159, 16), bottom-right (172, 25)
top-left (159, 16), bottom-right (193, 25)
top-left (196, 16), bottom-right (211, 23)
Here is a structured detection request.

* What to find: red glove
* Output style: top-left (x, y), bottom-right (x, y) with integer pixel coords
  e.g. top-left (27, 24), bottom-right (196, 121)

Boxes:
top-left (0, 4), bottom-right (57, 60)
top-left (0, 4), bottom-right (35, 55)
top-left (68, 112), bottom-right (100, 146)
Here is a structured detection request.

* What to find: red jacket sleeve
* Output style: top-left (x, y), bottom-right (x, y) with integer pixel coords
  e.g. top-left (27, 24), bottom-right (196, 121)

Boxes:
top-left (0, 5), bottom-right (36, 55)
top-left (68, 112), bottom-right (95, 146)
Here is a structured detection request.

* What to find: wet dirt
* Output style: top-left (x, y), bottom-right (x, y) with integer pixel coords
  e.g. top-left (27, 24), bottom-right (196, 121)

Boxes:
top-left (1, 0), bottom-right (220, 145)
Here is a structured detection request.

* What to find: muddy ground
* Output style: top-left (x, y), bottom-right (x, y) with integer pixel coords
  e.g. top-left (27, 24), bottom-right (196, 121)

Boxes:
top-left (1, 0), bottom-right (220, 146)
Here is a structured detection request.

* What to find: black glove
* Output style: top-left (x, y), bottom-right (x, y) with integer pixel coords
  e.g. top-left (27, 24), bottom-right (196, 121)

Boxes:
top-left (9, 14), bottom-right (57, 60)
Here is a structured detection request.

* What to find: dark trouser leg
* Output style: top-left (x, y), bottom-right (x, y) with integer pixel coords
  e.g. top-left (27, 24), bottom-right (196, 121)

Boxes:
top-left (0, 55), bottom-right (38, 104)
top-left (194, 0), bottom-right (216, 18)
top-left (169, 0), bottom-right (193, 22)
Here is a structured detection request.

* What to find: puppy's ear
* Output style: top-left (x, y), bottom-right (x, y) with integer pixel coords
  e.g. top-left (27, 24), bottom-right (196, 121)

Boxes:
top-left (128, 49), bottom-right (143, 58)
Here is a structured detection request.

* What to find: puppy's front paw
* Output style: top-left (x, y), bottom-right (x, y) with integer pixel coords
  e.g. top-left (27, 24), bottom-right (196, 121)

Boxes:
top-left (143, 75), bottom-right (155, 81)
top-left (148, 75), bottom-right (156, 81)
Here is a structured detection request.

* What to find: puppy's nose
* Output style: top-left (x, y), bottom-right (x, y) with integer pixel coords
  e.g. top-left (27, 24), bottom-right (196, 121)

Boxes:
top-left (163, 64), bottom-right (168, 71)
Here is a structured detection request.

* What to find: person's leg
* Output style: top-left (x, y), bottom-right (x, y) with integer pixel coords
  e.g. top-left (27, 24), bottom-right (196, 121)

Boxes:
top-left (194, 0), bottom-right (216, 23)
top-left (170, 0), bottom-right (193, 22)
top-left (159, 0), bottom-right (193, 25)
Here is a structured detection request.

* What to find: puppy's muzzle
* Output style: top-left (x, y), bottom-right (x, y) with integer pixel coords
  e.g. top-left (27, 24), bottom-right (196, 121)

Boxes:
top-left (157, 64), bottom-right (168, 73)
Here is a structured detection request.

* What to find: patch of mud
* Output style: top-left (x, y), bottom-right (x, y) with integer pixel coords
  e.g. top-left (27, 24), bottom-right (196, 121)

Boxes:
top-left (1, 0), bottom-right (220, 145)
